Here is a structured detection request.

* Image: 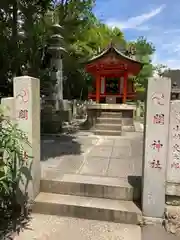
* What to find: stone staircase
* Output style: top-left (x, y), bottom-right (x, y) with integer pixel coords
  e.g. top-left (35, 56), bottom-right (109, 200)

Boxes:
top-left (93, 111), bottom-right (134, 136)
top-left (32, 174), bottom-right (142, 225)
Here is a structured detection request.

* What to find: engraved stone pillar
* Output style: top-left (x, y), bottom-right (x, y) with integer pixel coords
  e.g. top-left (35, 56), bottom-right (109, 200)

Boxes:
top-left (142, 77), bottom-right (171, 217)
top-left (167, 101), bottom-right (180, 186)
top-left (14, 76), bottom-right (40, 200)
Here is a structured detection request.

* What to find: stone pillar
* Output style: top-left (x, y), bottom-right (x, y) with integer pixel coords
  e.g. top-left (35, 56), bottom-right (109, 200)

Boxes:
top-left (1, 97), bottom-right (15, 121)
top-left (142, 77), bottom-right (171, 217)
top-left (13, 76), bottom-right (40, 200)
top-left (73, 99), bottom-right (77, 117)
top-left (135, 100), bottom-right (141, 120)
top-left (167, 100), bottom-right (180, 187)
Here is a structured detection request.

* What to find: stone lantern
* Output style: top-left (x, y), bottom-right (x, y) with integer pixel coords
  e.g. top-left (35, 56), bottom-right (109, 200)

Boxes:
top-left (41, 24), bottom-right (67, 134)
top-left (48, 24), bottom-right (66, 111)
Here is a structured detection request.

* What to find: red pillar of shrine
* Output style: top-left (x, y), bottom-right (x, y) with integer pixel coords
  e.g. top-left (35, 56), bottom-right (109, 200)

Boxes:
top-left (96, 74), bottom-right (100, 103)
top-left (123, 70), bottom-right (128, 103)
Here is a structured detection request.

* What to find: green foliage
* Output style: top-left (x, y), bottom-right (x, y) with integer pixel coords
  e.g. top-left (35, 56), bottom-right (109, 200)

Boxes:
top-left (154, 64), bottom-right (169, 76)
top-left (132, 37), bottom-right (156, 88)
top-left (0, 107), bottom-right (32, 219)
top-left (0, 0), bottom-right (157, 98)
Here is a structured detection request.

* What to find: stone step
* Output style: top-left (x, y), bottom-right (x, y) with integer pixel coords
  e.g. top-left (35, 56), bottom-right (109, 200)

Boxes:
top-left (41, 174), bottom-right (140, 201)
top-left (33, 193), bottom-right (142, 224)
top-left (100, 112), bottom-right (122, 118)
top-left (122, 125), bottom-right (135, 132)
top-left (95, 123), bottom-right (122, 131)
top-left (97, 117), bottom-right (122, 124)
top-left (93, 129), bottom-right (122, 136)
top-left (121, 118), bottom-right (134, 126)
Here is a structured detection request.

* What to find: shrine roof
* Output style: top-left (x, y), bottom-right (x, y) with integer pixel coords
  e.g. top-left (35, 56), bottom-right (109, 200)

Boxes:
top-left (86, 43), bottom-right (142, 65)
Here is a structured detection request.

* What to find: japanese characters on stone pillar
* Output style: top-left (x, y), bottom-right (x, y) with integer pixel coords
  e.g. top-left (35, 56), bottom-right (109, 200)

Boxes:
top-left (142, 77), bottom-right (171, 218)
top-left (167, 100), bottom-right (180, 184)
top-left (13, 76), bottom-right (40, 200)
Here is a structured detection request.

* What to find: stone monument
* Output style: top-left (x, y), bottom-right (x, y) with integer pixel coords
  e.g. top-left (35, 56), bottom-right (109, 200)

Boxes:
top-left (142, 77), bottom-right (171, 217)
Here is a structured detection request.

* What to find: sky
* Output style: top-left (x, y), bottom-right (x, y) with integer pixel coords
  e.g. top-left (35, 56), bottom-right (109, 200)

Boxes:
top-left (93, 0), bottom-right (180, 69)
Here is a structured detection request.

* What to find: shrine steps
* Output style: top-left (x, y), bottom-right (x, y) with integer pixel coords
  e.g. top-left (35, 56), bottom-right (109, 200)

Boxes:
top-left (32, 174), bottom-right (142, 225)
top-left (100, 112), bottom-right (123, 118)
top-left (92, 111), bottom-right (134, 136)
top-left (95, 123), bottom-right (122, 131)
top-left (93, 129), bottom-right (122, 136)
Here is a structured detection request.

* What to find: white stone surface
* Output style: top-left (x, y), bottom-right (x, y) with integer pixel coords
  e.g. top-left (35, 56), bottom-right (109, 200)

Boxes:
top-left (142, 77), bottom-right (171, 217)
top-left (167, 101), bottom-right (180, 183)
top-left (14, 76), bottom-right (41, 200)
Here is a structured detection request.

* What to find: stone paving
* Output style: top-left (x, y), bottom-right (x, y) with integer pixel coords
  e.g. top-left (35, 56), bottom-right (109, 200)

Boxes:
top-left (41, 131), bottom-right (143, 179)
top-left (14, 214), bottom-right (141, 240)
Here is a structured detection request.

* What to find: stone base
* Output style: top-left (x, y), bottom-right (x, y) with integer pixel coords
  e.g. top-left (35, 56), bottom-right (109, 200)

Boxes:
top-left (164, 205), bottom-right (180, 236)
top-left (41, 106), bottom-right (62, 134)
top-left (87, 103), bottom-right (136, 111)
top-left (84, 104), bottom-right (135, 132)
top-left (41, 99), bottom-right (73, 134)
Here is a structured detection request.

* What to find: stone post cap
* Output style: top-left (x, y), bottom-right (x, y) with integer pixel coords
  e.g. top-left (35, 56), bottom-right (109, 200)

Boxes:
top-left (14, 76), bottom-right (39, 80)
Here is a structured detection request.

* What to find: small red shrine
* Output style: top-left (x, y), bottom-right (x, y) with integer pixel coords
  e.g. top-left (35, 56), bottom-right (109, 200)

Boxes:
top-left (85, 43), bottom-right (143, 104)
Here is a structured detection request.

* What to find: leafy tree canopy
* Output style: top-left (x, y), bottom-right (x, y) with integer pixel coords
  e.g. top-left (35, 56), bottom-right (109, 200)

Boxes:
top-left (0, 0), bottom-right (157, 98)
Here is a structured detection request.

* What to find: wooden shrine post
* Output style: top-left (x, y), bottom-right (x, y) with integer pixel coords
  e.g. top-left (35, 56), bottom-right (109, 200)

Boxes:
top-left (123, 70), bottom-right (128, 103)
top-left (96, 74), bottom-right (100, 103)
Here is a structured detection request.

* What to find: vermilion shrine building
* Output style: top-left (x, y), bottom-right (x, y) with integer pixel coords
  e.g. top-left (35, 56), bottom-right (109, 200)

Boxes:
top-left (85, 44), bottom-right (143, 104)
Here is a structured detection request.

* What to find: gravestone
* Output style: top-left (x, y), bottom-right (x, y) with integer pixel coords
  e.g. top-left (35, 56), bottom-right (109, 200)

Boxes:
top-left (142, 77), bottom-right (171, 217)
top-left (13, 76), bottom-right (40, 200)
top-left (167, 100), bottom-right (180, 184)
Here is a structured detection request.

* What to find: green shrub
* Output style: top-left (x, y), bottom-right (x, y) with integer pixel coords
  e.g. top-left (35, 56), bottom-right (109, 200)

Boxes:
top-left (0, 107), bottom-right (32, 221)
